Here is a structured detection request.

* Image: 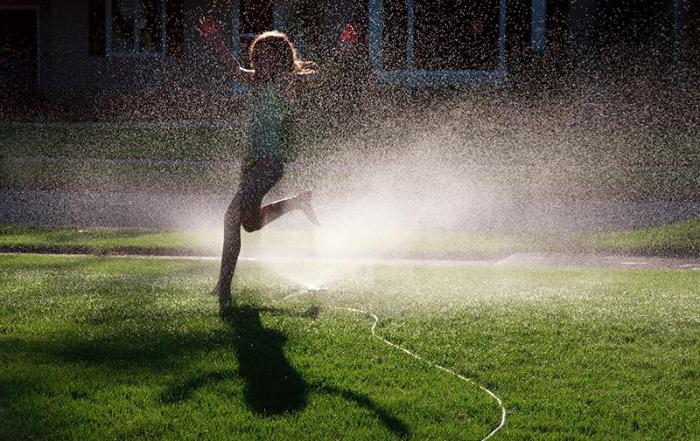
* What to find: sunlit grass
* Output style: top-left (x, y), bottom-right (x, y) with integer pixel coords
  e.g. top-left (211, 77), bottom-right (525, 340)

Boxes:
top-left (1, 217), bottom-right (698, 257)
top-left (0, 127), bottom-right (246, 161)
top-left (1, 254), bottom-right (698, 440)
top-left (3, 156), bottom-right (698, 198)
top-left (579, 216), bottom-right (700, 255)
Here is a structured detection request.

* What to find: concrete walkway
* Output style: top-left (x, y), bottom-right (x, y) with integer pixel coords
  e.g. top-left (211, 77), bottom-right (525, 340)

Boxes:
top-left (492, 253), bottom-right (700, 270)
top-left (5, 252), bottom-right (699, 270)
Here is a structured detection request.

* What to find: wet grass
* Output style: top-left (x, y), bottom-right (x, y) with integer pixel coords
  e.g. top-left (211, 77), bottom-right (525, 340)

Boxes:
top-left (0, 225), bottom-right (205, 255)
top-left (0, 254), bottom-right (698, 440)
top-left (2, 125), bottom-right (699, 166)
top-left (0, 158), bottom-right (239, 193)
top-left (2, 156), bottom-right (698, 199)
top-left (572, 216), bottom-right (700, 256)
top-left (0, 127), bottom-right (246, 161)
top-left (2, 125), bottom-right (699, 198)
top-left (1, 216), bottom-right (699, 257)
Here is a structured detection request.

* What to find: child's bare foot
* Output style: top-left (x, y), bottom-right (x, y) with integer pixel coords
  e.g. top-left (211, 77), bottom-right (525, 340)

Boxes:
top-left (298, 190), bottom-right (320, 226)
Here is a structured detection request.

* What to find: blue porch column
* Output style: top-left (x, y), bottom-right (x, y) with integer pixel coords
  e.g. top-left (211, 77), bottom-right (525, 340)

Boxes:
top-left (673, 0), bottom-right (689, 68)
top-left (531, 0), bottom-right (546, 52)
top-left (568, 0), bottom-right (598, 70)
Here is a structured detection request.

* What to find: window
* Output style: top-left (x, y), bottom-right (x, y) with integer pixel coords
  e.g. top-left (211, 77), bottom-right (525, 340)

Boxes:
top-left (235, 0), bottom-right (275, 67)
top-left (414, 0), bottom-right (500, 71)
top-left (0, 7), bottom-right (39, 88)
top-left (229, 0), bottom-right (352, 69)
top-left (106, 0), bottom-right (166, 57)
top-left (285, 0), bottom-right (352, 60)
top-left (368, 0), bottom-right (507, 86)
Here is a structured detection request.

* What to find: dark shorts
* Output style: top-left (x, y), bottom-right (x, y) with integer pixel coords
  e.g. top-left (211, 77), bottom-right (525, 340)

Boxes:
top-left (236, 156), bottom-right (284, 223)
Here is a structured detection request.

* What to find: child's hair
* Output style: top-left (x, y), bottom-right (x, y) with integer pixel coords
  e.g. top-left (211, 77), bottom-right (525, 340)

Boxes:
top-left (249, 31), bottom-right (316, 76)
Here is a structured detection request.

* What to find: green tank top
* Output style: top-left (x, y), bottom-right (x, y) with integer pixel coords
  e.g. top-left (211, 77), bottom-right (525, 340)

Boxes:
top-left (244, 83), bottom-right (292, 169)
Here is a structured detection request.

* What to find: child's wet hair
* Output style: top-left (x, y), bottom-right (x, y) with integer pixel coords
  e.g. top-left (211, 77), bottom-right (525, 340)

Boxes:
top-left (249, 31), bottom-right (315, 75)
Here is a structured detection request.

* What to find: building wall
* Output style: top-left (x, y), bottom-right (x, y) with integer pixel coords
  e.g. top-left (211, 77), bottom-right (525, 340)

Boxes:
top-left (3, 0), bottom-right (696, 98)
top-left (26, 0), bottom-right (362, 94)
top-left (34, 0), bottom-right (365, 93)
top-left (9, 0), bottom-right (225, 94)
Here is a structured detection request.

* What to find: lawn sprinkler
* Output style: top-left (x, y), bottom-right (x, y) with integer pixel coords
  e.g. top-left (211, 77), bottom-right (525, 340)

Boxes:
top-left (282, 285), bottom-right (328, 301)
top-left (302, 286), bottom-right (328, 294)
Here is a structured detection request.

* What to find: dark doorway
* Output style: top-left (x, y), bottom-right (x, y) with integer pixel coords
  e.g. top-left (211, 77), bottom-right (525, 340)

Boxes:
top-left (0, 9), bottom-right (38, 90)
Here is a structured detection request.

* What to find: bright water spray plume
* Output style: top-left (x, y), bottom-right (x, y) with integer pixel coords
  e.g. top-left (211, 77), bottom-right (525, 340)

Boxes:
top-left (32, 11), bottom-right (696, 284)
top-left (185, 72), bottom-right (700, 291)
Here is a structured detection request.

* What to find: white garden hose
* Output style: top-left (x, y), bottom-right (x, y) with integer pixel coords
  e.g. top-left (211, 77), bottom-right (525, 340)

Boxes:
top-left (281, 291), bottom-right (506, 440)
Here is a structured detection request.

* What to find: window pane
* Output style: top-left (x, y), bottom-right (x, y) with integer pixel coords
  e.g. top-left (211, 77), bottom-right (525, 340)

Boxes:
top-left (691, 2), bottom-right (700, 71)
top-left (240, 0), bottom-right (273, 34)
top-left (0, 11), bottom-right (38, 88)
top-left (382, 0), bottom-right (407, 70)
top-left (139, 0), bottom-right (163, 52)
top-left (414, 0), bottom-right (500, 70)
top-left (112, 0), bottom-right (136, 52)
top-left (239, 34), bottom-right (255, 69)
top-left (286, 0), bottom-right (351, 61)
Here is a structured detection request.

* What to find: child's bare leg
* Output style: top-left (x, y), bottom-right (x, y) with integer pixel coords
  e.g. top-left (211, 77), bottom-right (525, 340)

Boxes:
top-left (213, 195), bottom-right (244, 298)
top-left (242, 191), bottom-right (319, 232)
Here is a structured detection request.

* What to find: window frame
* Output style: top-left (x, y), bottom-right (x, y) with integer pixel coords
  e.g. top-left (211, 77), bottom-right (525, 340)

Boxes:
top-left (105, 0), bottom-right (167, 58)
top-left (368, 0), bottom-right (508, 87)
top-left (229, 0), bottom-right (353, 65)
top-left (230, 0), bottom-right (286, 67)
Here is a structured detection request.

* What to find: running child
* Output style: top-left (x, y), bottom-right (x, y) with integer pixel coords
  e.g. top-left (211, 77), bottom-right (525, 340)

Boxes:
top-left (198, 17), bottom-right (357, 298)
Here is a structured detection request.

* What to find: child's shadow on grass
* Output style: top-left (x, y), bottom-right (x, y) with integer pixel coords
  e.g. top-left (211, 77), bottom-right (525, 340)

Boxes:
top-left (162, 293), bottom-right (409, 437)
top-left (217, 294), bottom-right (307, 415)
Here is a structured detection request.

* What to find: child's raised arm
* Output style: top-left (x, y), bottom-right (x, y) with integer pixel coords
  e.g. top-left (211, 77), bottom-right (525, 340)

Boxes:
top-left (338, 24), bottom-right (358, 53)
top-left (290, 24), bottom-right (358, 87)
top-left (198, 16), bottom-right (253, 85)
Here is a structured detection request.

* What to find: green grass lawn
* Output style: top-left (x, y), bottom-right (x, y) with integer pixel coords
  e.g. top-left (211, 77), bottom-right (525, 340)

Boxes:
top-left (2, 125), bottom-right (699, 166)
top-left (0, 127), bottom-right (246, 161)
top-left (3, 155), bottom-right (698, 198)
top-left (1, 254), bottom-right (698, 440)
top-left (2, 125), bottom-right (699, 198)
top-left (1, 216), bottom-right (699, 258)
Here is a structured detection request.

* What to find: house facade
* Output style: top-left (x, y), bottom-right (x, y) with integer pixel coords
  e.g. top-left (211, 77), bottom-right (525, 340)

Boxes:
top-left (0, 0), bottom-right (697, 96)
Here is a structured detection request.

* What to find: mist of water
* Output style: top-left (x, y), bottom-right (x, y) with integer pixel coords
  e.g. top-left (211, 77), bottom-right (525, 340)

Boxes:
top-left (4, 7), bottom-right (698, 291)
top-left (171, 79), bottom-right (700, 291)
